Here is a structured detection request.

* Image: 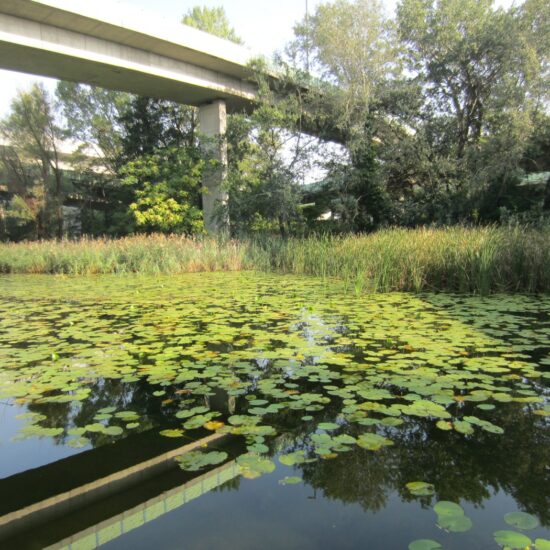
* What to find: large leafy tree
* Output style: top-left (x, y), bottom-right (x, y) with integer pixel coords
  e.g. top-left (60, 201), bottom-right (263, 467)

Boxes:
top-left (120, 147), bottom-right (204, 234)
top-left (395, 0), bottom-right (550, 222)
top-left (118, 96), bottom-right (197, 161)
top-left (288, 0), bottom-right (400, 231)
top-left (56, 82), bottom-right (129, 174)
top-left (225, 66), bottom-right (320, 237)
top-left (0, 84), bottom-right (65, 239)
top-left (182, 6), bottom-right (243, 44)
top-left (397, 0), bottom-right (534, 158)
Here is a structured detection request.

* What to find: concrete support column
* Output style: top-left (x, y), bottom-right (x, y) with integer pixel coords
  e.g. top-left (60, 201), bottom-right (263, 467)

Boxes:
top-left (199, 100), bottom-right (229, 235)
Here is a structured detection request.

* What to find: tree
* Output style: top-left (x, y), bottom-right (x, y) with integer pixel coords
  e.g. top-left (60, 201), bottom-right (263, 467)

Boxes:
top-left (394, 0), bottom-right (550, 223)
top-left (225, 67), bottom-right (319, 237)
top-left (287, 0), bottom-right (401, 231)
top-left (0, 84), bottom-right (65, 238)
top-left (182, 6), bottom-right (243, 44)
top-left (120, 146), bottom-right (205, 235)
top-left (397, 0), bottom-right (533, 158)
top-left (291, 0), bottom-right (397, 135)
top-left (56, 82), bottom-right (129, 174)
top-left (118, 96), bottom-right (197, 162)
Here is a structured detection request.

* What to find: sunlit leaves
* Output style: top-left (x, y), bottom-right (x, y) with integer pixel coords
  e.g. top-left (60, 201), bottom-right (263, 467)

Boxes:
top-left (406, 481), bottom-right (435, 497)
top-left (236, 453), bottom-right (276, 479)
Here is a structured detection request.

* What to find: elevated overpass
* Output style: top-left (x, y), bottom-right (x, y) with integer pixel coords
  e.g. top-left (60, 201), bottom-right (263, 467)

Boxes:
top-left (0, 0), bottom-right (263, 232)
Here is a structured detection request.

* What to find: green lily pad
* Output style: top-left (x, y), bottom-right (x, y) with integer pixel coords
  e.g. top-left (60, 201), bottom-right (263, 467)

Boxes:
top-left (103, 425), bottom-right (124, 436)
top-left (317, 422), bottom-right (340, 431)
top-left (433, 500), bottom-right (472, 532)
top-left (408, 540), bottom-right (442, 550)
top-left (236, 453), bottom-right (276, 479)
top-left (504, 512), bottom-right (539, 530)
top-left (356, 433), bottom-right (393, 451)
top-left (434, 501), bottom-right (465, 517)
top-left (279, 476), bottom-right (302, 485)
top-left (406, 481), bottom-right (435, 496)
top-left (494, 530), bottom-right (532, 548)
top-left (160, 429), bottom-right (184, 438)
top-left (176, 450), bottom-right (227, 471)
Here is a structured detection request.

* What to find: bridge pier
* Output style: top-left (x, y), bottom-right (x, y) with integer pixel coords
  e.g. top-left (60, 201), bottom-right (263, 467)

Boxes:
top-left (199, 100), bottom-right (229, 235)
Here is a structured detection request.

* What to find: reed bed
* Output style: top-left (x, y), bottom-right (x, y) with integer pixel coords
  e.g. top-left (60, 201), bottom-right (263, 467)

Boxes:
top-left (251, 226), bottom-right (550, 294)
top-left (0, 234), bottom-right (248, 275)
top-left (0, 226), bottom-right (548, 293)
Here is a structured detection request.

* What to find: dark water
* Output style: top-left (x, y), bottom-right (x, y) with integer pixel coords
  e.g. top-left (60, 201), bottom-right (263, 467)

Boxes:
top-left (0, 273), bottom-right (548, 550)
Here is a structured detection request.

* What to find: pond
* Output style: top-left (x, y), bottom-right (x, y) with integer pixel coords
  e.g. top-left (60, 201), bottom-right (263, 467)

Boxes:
top-left (0, 272), bottom-right (549, 550)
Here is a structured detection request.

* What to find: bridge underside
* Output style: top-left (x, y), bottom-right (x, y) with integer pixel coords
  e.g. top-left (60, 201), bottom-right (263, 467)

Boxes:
top-left (0, 1), bottom-right (260, 232)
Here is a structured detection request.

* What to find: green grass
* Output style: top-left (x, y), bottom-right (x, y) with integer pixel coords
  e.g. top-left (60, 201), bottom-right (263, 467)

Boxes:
top-left (0, 234), bottom-right (248, 275)
top-left (1, 226), bottom-right (548, 294)
top-left (251, 226), bottom-right (550, 294)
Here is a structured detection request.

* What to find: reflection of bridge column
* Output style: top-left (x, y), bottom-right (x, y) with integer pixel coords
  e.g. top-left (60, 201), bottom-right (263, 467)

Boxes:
top-left (199, 100), bottom-right (229, 235)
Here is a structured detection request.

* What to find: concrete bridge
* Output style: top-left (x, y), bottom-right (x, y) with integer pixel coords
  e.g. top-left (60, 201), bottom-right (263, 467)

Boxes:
top-left (0, 0), bottom-right (262, 233)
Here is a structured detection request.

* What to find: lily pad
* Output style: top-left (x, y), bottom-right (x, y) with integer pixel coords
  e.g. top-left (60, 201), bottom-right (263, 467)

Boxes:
top-left (160, 429), bottom-right (184, 438)
top-left (356, 433), bottom-right (393, 451)
top-left (236, 453), bottom-right (276, 479)
top-left (317, 422), bottom-right (340, 431)
top-left (408, 540), bottom-right (442, 550)
top-left (406, 481), bottom-right (435, 496)
top-left (494, 530), bottom-right (532, 548)
top-left (504, 512), bottom-right (539, 530)
top-left (279, 476), bottom-right (302, 485)
top-left (176, 450), bottom-right (228, 471)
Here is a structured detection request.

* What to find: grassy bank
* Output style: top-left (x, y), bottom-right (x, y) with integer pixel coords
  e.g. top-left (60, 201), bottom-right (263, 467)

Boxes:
top-left (0, 226), bottom-right (548, 293)
top-left (252, 226), bottom-right (550, 294)
top-left (0, 235), bottom-right (248, 275)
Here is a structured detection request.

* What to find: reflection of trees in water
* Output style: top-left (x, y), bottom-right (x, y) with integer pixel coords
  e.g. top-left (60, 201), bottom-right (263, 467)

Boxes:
top-left (23, 355), bottom-right (549, 528)
top-left (292, 403), bottom-right (549, 526)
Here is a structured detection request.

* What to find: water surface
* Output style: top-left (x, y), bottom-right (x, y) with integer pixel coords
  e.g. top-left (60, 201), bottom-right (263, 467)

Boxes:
top-left (0, 273), bottom-right (549, 549)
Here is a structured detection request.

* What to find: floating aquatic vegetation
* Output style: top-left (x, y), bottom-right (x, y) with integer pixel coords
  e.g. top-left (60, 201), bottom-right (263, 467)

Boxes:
top-left (408, 540), bottom-right (442, 550)
top-left (504, 512), bottom-right (540, 531)
top-left (279, 476), bottom-right (302, 485)
top-left (433, 501), bottom-right (472, 533)
top-left (494, 530), bottom-right (532, 548)
top-left (236, 453), bottom-right (276, 479)
top-left (356, 433), bottom-right (393, 451)
top-left (160, 429), bottom-right (184, 438)
top-left (0, 272), bottom-right (548, 550)
top-left (176, 450), bottom-right (228, 471)
top-left (406, 481), bottom-right (435, 497)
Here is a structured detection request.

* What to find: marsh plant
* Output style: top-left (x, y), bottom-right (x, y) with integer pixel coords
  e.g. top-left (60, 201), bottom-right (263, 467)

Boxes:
top-left (0, 226), bottom-right (549, 294)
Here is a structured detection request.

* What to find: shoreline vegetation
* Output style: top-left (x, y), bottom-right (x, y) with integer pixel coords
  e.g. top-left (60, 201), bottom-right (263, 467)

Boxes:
top-left (0, 226), bottom-right (548, 294)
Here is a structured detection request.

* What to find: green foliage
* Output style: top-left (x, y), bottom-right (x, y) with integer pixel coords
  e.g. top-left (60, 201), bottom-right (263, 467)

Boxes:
top-left (120, 147), bottom-right (205, 235)
top-left (0, 83), bottom-right (65, 239)
top-left (226, 68), bottom-right (313, 237)
top-left (182, 6), bottom-right (243, 44)
top-left (119, 96), bottom-right (197, 162)
top-left (56, 82), bottom-right (129, 173)
top-left (1, 226), bottom-right (549, 294)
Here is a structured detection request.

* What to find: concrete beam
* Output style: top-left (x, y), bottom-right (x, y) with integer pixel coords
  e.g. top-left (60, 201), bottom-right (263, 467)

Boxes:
top-left (0, 2), bottom-right (258, 111)
top-left (199, 100), bottom-right (229, 234)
